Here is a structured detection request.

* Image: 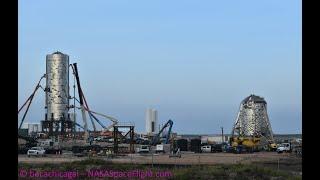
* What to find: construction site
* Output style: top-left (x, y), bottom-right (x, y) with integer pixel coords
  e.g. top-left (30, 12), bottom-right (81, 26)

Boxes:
top-left (18, 51), bottom-right (302, 179)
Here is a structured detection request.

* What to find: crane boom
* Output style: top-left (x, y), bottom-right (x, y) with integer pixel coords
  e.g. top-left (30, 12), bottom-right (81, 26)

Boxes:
top-left (87, 110), bottom-right (118, 123)
top-left (151, 119), bottom-right (173, 145)
top-left (76, 106), bottom-right (118, 130)
top-left (18, 74), bottom-right (46, 129)
top-left (72, 63), bottom-right (89, 140)
top-left (88, 112), bottom-right (106, 129)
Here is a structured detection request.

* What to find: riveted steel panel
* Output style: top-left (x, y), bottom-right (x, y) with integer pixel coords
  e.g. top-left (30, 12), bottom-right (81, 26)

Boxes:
top-left (46, 52), bottom-right (69, 120)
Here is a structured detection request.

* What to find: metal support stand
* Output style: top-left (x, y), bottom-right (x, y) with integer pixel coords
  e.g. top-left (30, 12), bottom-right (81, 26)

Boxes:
top-left (113, 125), bottom-right (135, 154)
top-left (41, 113), bottom-right (74, 139)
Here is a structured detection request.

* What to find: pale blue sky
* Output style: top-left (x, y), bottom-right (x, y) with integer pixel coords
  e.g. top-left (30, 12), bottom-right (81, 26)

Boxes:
top-left (18, 0), bottom-right (301, 134)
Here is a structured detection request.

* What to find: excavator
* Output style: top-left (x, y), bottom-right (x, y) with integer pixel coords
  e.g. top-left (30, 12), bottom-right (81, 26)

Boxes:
top-left (229, 134), bottom-right (277, 153)
top-left (229, 136), bottom-right (260, 153)
top-left (150, 119), bottom-right (174, 154)
top-left (150, 119), bottom-right (173, 145)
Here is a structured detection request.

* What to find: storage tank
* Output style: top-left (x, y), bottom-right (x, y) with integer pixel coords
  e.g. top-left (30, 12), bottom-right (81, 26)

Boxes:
top-left (145, 108), bottom-right (158, 134)
top-left (45, 51), bottom-right (70, 120)
top-left (26, 123), bottom-right (41, 135)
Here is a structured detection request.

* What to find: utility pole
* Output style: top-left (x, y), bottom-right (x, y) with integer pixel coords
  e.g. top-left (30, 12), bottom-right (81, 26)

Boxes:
top-left (221, 126), bottom-right (224, 143)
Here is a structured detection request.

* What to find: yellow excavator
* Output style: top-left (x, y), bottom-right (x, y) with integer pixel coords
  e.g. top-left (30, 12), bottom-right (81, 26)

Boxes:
top-left (230, 136), bottom-right (260, 153)
top-left (230, 136), bottom-right (277, 153)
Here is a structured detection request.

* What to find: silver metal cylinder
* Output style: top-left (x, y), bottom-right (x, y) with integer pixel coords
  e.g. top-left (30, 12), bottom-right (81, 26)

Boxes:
top-left (45, 51), bottom-right (69, 120)
top-left (232, 94), bottom-right (274, 142)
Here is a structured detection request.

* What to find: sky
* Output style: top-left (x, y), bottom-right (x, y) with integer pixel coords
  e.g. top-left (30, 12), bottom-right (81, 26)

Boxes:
top-left (18, 0), bottom-right (302, 134)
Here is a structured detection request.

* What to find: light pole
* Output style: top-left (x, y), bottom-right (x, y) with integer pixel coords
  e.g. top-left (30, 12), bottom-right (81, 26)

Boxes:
top-left (221, 126), bottom-right (224, 143)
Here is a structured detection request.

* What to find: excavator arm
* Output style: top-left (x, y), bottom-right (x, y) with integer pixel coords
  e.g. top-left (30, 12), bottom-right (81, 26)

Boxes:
top-left (151, 119), bottom-right (173, 145)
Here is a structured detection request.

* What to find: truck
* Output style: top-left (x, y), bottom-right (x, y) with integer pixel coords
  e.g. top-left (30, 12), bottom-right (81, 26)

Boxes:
top-left (37, 139), bottom-right (62, 154)
top-left (201, 145), bottom-right (211, 153)
top-left (137, 145), bottom-right (150, 153)
top-left (276, 143), bottom-right (291, 153)
top-left (27, 147), bottom-right (46, 157)
top-left (156, 144), bottom-right (165, 153)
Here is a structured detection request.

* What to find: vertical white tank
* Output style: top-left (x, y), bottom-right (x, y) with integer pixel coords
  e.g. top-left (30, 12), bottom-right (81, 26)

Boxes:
top-left (45, 51), bottom-right (70, 120)
top-left (145, 108), bottom-right (158, 134)
top-left (27, 123), bottom-right (41, 135)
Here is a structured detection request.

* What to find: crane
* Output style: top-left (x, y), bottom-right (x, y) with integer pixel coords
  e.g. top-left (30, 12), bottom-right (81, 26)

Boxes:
top-left (76, 107), bottom-right (118, 131)
top-left (18, 74), bottom-right (46, 129)
top-left (87, 110), bottom-right (118, 130)
top-left (151, 119), bottom-right (173, 145)
top-left (71, 63), bottom-right (89, 140)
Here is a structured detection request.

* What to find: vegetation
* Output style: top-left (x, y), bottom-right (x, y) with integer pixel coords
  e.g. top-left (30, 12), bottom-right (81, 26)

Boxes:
top-left (18, 159), bottom-right (301, 180)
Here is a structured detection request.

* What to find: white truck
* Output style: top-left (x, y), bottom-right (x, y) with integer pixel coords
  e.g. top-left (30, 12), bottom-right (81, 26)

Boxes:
top-left (201, 145), bottom-right (212, 153)
top-left (37, 139), bottom-right (62, 154)
top-left (137, 145), bottom-right (150, 153)
top-left (27, 147), bottom-right (46, 157)
top-left (156, 144), bottom-right (165, 153)
top-left (276, 143), bottom-right (291, 153)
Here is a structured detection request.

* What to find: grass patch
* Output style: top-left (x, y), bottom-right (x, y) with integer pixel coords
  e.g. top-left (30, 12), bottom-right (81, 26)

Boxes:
top-left (18, 160), bottom-right (301, 180)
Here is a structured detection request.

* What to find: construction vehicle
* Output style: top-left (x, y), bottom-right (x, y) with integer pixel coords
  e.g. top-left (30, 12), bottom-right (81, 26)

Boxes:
top-left (156, 144), bottom-right (165, 153)
top-left (277, 143), bottom-right (292, 153)
top-left (229, 136), bottom-right (260, 153)
top-left (136, 145), bottom-right (150, 153)
top-left (151, 119), bottom-right (173, 145)
top-left (201, 145), bottom-right (212, 153)
top-left (230, 128), bottom-right (279, 153)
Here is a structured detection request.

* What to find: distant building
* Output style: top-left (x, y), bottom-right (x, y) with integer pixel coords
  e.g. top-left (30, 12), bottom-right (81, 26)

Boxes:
top-left (177, 134), bottom-right (230, 144)
top-left (201, 135), bottom-right (230, 144)
top-left (145, 108), bottom-right (158, 134)
top-left (21, 123), bottom-right (41, 135)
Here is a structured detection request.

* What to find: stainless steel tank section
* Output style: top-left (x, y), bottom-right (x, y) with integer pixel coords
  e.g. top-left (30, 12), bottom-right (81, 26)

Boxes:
top-left (45, 51), bottom-right (69, 120)
top-left (232, 95), bottom-right (274, 141)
